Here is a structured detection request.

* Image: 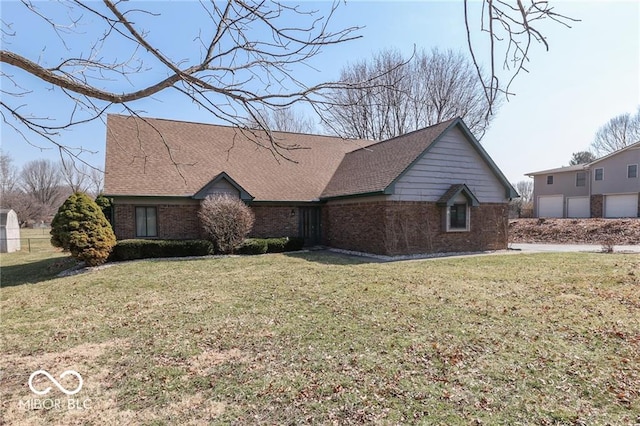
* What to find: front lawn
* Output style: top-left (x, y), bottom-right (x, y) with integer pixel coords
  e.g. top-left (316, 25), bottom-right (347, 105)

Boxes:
top-left (1, 248), bottom-right (638, 425)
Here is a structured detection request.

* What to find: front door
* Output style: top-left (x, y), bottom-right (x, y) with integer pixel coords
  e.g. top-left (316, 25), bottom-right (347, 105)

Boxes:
top-left (299, 207), bottom-right (321, 246)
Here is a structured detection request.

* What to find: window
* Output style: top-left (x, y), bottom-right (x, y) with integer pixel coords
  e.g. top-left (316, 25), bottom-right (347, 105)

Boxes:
top-left (135, 206), bottom-right (157, 237)
top-left (628, 164), bottom-right (638, 178)
top-left (576, 172), bottom-right (586, 187)
top-left (448, 203), bottom-right (469, 231)
top-left (546, 175), bottom-right (554, 185)
top-left (594, 168), bottom-right (604, 181)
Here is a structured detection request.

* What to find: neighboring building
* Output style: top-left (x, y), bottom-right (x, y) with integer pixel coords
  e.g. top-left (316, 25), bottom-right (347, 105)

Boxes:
top-left (104, 115), bottom-right (517, 255)
top-left (526, 142), bottom-right (640, 218)
top-left (0, 209), bottom-right (21, 253)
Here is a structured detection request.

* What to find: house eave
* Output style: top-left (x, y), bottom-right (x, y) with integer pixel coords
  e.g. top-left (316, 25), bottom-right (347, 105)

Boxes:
top-left (320, 190), bottom-right (387, 202)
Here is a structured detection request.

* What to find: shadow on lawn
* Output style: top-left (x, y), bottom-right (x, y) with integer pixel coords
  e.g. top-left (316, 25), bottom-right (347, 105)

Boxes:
top-left (0, 256), bottom-right (77, 288)
top-left (284, 250), bottom-right (383, 266)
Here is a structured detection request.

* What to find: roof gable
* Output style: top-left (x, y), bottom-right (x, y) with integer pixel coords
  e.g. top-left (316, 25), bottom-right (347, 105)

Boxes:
top-left (321, 118), bottom-right (517, 200)
top-left (104, 115), bottom-right (516, 203)
top-left (589, 141), bottom-right (640, 166)
top-left (526, 141), bottom-right (640, 176)
top-left (193, 172), bottom-right (253, 200)
top-left (436, 184), bottom-right (480, 207)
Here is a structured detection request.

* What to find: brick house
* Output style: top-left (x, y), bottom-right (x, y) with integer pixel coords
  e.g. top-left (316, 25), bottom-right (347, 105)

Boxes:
top-left (104, 115), bottom-right (517, 255)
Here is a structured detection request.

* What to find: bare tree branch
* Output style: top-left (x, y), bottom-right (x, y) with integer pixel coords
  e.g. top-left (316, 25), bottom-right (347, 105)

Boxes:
top-left (1, 0), bottom-right (576, 163)
top-left (321, 48), bottom-right (494, 140)
top-left (465, 0), bottom-right (579, 115)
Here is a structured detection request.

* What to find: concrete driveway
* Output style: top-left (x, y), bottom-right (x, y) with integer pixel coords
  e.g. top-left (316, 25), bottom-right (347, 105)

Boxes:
top-left (511, 243), bottom-right (640, 253)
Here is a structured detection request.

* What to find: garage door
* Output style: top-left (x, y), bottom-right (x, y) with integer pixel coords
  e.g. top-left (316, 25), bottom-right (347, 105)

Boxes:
top-left (605, 194), bottom-right (639, 218)
top-left (538, 195), bottom-right (564, 218)
top-left (567, 197), bottom-right (590, 218)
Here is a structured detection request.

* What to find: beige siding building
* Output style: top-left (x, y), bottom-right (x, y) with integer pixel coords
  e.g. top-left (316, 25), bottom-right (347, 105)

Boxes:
top-left (527, 142), bottom-right (640, 218)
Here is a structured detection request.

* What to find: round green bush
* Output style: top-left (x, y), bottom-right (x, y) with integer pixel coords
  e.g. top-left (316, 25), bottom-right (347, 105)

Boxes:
top-left (51, 192), bottom-right (116, 266)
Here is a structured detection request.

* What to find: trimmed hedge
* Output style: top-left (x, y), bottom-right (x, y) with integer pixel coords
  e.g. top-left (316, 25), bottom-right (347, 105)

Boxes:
top-left (237, 239), bottom-right (268, 255)
top-left (283, 237), bottom-right (305, 252)
top-left (110, 239), bottom-right (213, 261)
top-left (237, 237), bottom-right (305, 255)
top-left (109, 236), bottom-right (306, 261)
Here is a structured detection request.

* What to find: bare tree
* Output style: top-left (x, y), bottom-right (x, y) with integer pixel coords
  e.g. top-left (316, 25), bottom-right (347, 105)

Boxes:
top-left (1, 1), bottom-right (575, 160)
top-left (0, 151), bottom-right (19, 203)
top-left (60, 157), bottom-right (91, 194)
top-left (510, 180), bottom-right (533, 218)
top-left (20, 159), bottom-right (63, 211)
top-left (89, 168), bottom-right (105, 197)
top-left (1, 1), bottom-right (361, 161)
top-left (323, 48), bottom-right (493, 140)
top-left (515, 180), bottom-right (533, 204)
top-left (569, 151), bottom-right (596, 165)
top-left (463, 0), bottom-right (578, 115)
top-left (244, 107), bottom-right (316, 134)
top-left (591, 107), bottom-right (640, 156)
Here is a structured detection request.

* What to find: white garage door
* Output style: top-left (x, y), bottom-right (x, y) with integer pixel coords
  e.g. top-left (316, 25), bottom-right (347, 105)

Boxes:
top-left (605, 194), bottom-right (639, 218)
top-left (567, 197), bottom-right (590, 218)
top-left (538, 195), bottom-right (564, 218)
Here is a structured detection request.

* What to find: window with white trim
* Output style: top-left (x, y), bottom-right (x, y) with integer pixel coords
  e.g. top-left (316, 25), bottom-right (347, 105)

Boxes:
top-left (594, 168), bottom-right (604, 181)
top-left (628, 164), bottom-right (638, 178)
top-left (136, 206), bottom-right (157, 237)
top-left (576, 172), bottom-right (586, 187)
top-left (546, 175), bottom-right (554, 185)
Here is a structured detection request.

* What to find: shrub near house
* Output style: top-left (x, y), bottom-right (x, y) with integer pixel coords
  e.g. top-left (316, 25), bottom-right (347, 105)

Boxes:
top-left (51, 192), bottom-right (116, 266)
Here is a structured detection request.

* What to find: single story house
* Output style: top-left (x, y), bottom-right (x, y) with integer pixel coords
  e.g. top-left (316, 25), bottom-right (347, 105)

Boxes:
top-left (103, 115), bottom-right (517, 255)
top-left (526, 142), bottom-right (640, 218)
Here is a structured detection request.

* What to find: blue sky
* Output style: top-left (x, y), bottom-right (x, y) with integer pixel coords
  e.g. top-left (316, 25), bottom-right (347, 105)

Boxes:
top-left (1, 1), bottom-right (639, 184)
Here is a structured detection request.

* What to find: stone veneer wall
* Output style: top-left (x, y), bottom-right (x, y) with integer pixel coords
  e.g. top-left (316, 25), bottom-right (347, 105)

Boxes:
top-left (590, 194), bottom-right (604, 218)
top-left (250, 205), bottom-right (299, 238)
top-left (323, 200), bottom-right (509, 256)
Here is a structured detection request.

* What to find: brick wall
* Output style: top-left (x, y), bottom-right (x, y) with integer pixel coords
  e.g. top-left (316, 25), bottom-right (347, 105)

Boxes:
top-left (113, 204), bottom-right (135, 239)
top-left (114, 201), bottom-right (300, 240)
top-left (250, 205), bottom-right (299, 238)
top-left (590, 194), bottom-right (604, 218)
top-left (323, 201), bottom-right (387, 254)
top-left (113, 203), bottom-right (202, 240)
top-left (158, 205), bottom-right (202, 239)
top-left (324, 200), bottom-right (509, 255)
top-left (114, 198), bottom-right (509, 254)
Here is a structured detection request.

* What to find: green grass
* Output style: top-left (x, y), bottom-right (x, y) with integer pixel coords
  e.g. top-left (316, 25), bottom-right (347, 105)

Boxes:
top-left (0, 228), bottom-right (76, 288)
top-left (1, 245), bottom-right (639, 425)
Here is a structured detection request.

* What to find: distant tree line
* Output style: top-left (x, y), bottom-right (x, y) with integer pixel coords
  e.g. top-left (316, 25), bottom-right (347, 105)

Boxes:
top-left (0, 152), bottom-right (103, 226)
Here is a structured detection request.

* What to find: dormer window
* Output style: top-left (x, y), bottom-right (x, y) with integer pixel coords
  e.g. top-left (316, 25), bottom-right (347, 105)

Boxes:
top-left (437, 184), bottom-right (479, 233)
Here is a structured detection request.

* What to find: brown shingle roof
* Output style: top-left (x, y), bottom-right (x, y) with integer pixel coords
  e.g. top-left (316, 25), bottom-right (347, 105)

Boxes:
top-left (320, 119), bottom-right (458, 198)
top-left (104, 115), bottom-right (373, 201)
